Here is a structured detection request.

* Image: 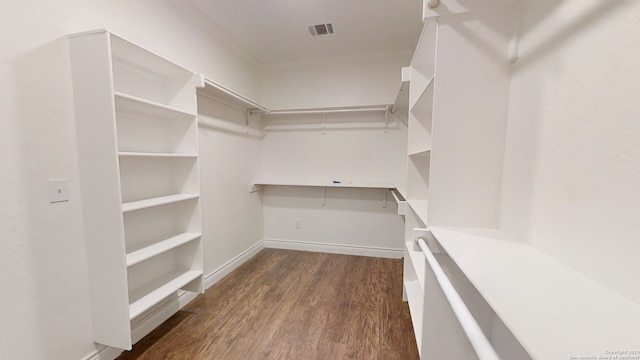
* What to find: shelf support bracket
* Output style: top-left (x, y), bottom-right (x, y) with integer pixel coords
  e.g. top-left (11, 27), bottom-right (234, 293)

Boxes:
top-left (249, 183), bottom-right (263, 193)
top-left (384, 105), bottom-right (390, 133)
top-left (321, 113), bottom-right (326, 135)
top-left (245, 110), bottom-right (251, 134)
top-left (382, 189), bottom-right (388, 208)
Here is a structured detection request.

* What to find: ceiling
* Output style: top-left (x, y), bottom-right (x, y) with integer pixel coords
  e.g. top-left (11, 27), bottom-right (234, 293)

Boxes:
top-left (188, 0), bottom-right (424, 65)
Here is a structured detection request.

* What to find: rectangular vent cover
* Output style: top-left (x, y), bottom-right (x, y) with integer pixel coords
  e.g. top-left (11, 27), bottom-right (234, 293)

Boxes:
top-left (308, 23), bottom-right (334, 36)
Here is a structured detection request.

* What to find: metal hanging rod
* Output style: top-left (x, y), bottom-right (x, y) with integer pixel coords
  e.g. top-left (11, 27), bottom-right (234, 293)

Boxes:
top-left (415, 236), bottom-right (500, 360)
top-left (266, 105), bottom-right (391, 116)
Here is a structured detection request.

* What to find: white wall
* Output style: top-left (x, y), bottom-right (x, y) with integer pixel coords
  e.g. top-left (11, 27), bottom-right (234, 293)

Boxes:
top-left (501, 0), bottom-right (640, 304)
top-left (197, 97), bottom-right (265, 277)
top-left (0, 1), bottom-right (259, 359)
top-left (259, 51), bottom-right (412, 109)
top-left (260, 111), bottom-right (407, 254)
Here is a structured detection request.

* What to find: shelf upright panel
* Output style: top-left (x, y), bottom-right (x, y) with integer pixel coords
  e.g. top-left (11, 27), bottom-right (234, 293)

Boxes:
top-left (68, 29), bottom-right (132, 351)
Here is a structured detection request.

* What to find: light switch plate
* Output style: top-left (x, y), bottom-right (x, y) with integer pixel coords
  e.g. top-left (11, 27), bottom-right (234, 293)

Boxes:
top-left (48, 179), bottom-right (69, 203)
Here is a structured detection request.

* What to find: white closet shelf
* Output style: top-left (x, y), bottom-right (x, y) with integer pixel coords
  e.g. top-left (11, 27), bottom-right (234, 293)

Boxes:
top-left (126, 232), bottom-right (202, 267)
top-left (429, 226), bottom-right (640, 360)
top-left (115, 92), bottom-right (197, 118)
top-left (407, 200), bottom-right (428, 224)
top-left (198, 78), bottom-right (268, 113)
top-left (122, 194), bottom-right (199, 213)
top-left (118, 152), bottom-right (198, 158)
top-left (251, 180), bottom-right (396, 192)
top-left (128, 269), bottom-right (202, 319)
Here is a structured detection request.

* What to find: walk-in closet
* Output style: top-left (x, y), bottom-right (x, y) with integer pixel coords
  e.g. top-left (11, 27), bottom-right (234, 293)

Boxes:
top-left (2, 1), bottom-right (639, 359)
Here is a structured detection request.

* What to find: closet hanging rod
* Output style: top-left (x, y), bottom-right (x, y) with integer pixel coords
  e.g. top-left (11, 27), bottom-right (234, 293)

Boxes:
top-left (266, 105), bottom-right (391, 116)
top-left (416, 236), bottom-right (500, 360)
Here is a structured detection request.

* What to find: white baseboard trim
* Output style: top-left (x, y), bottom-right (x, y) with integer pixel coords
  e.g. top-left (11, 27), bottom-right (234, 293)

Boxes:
top-left (81, 241), bottom-right (265, 360)
top-left (204, 240), bottom-right (265, 289)
top-left (264, 238), bottom-right (403, 259)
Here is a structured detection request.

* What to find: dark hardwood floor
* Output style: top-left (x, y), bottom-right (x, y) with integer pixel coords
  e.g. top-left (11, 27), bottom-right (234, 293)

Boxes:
top-left (117, 249), bottom-right (419, 360)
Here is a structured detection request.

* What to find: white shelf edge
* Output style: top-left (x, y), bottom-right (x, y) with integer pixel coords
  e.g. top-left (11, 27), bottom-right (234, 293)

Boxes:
top-left (118, 152), bottom-right (198, 159)
top-left (114, 91), bottom-right (197, 117)
top-left (251, 180), bottom-right (396, 190)
top-left (126, 232), bottom-right (202, 267)
top-left (429, 226), bottom-right (640, 360)
top-left (122, 194), bottom-right (199, 213)
top-left (128, 270), bottom-right (202, 319)
top-left (266, 104), bottom-right (391, 116)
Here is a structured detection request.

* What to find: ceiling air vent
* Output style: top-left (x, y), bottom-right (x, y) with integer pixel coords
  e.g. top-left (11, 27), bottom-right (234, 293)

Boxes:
top-left (308, 23), bottom-right (334, 37)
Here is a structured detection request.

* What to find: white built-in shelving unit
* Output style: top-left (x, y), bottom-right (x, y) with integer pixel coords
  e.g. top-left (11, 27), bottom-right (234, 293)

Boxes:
top-left (68, 29), bottom-right (204, 350)
top-left (402, 2), bottom-right (640, 360)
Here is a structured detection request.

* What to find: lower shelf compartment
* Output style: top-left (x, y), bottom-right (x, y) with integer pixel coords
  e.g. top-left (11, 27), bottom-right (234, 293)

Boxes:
top-left (129, 269), bottom-right (202, 319)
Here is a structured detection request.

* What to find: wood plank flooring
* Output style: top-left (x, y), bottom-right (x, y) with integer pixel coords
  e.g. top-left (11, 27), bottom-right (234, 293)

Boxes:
top-left (117, 249), bottom-right (419, 360)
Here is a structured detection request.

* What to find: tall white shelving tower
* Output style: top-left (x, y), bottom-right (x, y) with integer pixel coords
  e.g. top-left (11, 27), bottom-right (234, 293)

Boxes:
top-left (68, 30), bottom-right (204, 350)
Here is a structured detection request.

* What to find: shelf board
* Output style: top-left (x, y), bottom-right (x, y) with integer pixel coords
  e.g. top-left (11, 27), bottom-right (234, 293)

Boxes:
top-left (404, 278), bottom-right (424, 350)
top-left (429, 226), bottom-right (640, 359)
top-left (114, 92), bottom-right (197, 118)
top-left (122, 194), bottom-right (199, 213)
top-left (198, 78), bottom-right (268, 112)
top-left (407, 200), bottom-right (428, 225)
top-left (128, 270), bottom-right (202, 319)
top-left (252, 180), bottom-right (396, 190)
top-left (126, 232), bottom-right (202, 267)
top-left (118, 152), bottom-right (198, 159)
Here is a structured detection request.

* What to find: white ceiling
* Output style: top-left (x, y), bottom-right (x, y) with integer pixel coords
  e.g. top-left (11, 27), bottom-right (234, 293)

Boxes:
top-left (188, 0), bottom-right (424, 65)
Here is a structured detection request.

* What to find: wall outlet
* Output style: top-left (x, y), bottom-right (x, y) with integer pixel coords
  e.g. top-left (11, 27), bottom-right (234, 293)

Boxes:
top-left (48, 179), bottom-right (69, 203)
top-left (295, 219), bottom-right (302, 229)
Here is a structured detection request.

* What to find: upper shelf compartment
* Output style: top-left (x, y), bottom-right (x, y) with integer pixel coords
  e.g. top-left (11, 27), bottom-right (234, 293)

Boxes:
top-left (197, 78), bottom-right (268, 113)
top-left (108, 31), bottom-right (200, 112)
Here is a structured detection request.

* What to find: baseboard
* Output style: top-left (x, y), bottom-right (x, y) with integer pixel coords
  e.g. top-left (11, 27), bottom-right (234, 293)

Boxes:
top-left (264, 238), bottom-right (403, 259)
top-left (204, 240), bottom-right (265, 288)
top-left (81, 240), bottom-right (265, 360)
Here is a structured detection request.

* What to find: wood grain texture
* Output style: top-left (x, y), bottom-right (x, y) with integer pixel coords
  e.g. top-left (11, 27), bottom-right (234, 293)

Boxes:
top-left (117, 249), bottom-right (419, 360)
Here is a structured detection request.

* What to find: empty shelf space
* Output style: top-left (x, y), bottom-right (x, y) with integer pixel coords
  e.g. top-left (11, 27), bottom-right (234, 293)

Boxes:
top-left (408, 200), bottom-right (428, 224)
top-left (128, 270), bottom-right (202, 319)
top-left (429, 226), bottom-right (640, 360)
top-left (252, 180), bottom-right (396, 190)
top-left (115, 92), bottom-right (197, 118)
top-left (122, 194), bottom-right (199, 213)
top-left (126, 232), bottom-right (202, 267)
